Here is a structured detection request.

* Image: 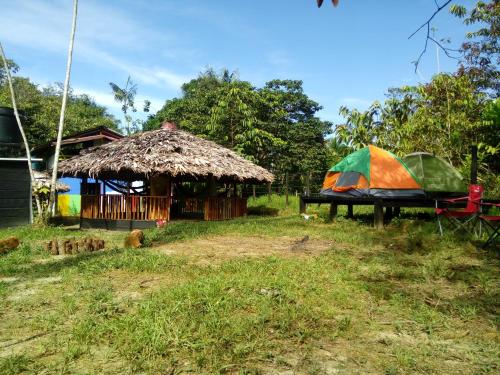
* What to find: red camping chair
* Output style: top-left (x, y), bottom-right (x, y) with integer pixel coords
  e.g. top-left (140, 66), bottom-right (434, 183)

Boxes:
top-left (478, 202), bottom-right (500, 249)
top-left (435, 185), bottom-right (484, 236)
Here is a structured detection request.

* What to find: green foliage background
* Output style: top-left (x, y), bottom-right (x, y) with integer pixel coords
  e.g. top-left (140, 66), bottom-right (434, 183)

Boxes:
top-left (0, 77), bottom-right (119, 147)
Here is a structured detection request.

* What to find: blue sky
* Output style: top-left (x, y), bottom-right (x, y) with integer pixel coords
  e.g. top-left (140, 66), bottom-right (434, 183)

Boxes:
top-left (0, 0), bottom-right (475, 125)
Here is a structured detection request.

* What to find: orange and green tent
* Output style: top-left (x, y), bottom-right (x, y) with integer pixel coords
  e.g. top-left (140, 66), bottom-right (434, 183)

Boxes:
top-left (321, 145), bottom-right (425, 198)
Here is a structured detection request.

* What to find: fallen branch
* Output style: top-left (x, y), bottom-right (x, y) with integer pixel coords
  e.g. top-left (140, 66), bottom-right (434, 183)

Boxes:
top-left (0, 331), bottom-right (49, 349)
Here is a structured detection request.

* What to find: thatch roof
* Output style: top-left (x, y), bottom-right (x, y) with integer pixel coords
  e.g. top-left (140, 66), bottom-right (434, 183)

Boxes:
top-left (58, 128), bottom-right (274, 183)
top-left (34, 171), bottom-right (70, 192)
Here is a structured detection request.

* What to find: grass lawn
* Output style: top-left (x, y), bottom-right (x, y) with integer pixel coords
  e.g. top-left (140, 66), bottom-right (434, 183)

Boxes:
top-left (0, 196), bottom-right (498, 374)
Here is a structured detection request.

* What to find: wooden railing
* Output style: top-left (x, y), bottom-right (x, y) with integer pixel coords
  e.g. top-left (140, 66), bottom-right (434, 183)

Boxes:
top-left (81, 195), bottom-right (170, 221)
top-left (81, 195), bottom-right (247, 222)
top-left (204, 197), bottom-right (247, 221)
top-left (174, 198), bottom-right (205, 216)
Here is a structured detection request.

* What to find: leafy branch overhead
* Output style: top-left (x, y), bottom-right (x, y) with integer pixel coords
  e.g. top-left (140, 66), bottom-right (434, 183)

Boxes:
top-left (408, 0), bottom-right (462, 72)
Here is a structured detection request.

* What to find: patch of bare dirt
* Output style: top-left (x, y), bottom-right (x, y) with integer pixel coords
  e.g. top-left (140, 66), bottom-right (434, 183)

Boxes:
top-left (102, 269), bottom-right (188, 304)
top-left (155, 235), bottom-right (334, 265)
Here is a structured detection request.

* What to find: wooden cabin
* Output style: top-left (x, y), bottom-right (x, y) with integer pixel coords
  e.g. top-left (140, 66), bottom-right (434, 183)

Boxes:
top-left (0, 107), bottom-right (43, 228)
top-left (59, 122), bottom-right (274, 230)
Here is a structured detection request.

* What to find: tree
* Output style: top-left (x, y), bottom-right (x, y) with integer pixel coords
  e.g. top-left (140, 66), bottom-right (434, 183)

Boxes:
top-left (336, 103), bottom-right (383, 150)
top-left (0, 58), bottom-right (19, 85)
top-left (258, 80), bottom-right (331, 180)
top-left (110, 76), bottom-right (150, 135)
top-left (0, 79), bottom-right (119, 146)
top-left (451, 0), bottom-right (499, 95)
top-left (48, 0), bottom-right (78, 219)
top-left (144, 71), bottom-right (332, 186)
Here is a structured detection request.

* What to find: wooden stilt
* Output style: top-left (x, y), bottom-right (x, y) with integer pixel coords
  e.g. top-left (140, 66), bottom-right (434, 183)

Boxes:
top-left (299, 196), bottom-right (306, 214)
top-left (374, 203), bottom-right (384, 230)
top-left (384, 207), bottom-right (393, 223)
top-left (329, 203), bottom-right (337, 221)
top-left (347, 204), bottom-right (354, 218)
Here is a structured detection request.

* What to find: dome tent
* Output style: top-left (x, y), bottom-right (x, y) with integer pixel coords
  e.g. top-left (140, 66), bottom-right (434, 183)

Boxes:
top-left (402, 152), bottom-right (466, 193)
top-left (321, 145), bottom-right (425, 198)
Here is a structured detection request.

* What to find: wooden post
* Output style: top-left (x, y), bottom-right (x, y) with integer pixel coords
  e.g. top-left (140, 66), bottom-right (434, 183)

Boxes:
top-left (471, 145), bottom-right (478, 184)
top-left (347, 204), bottom-right (354, 218)
top-left (329, 203), bottom-right (337, 221)
top-left (299, 196), bottom-right (306, 214)
top-left (252, 185), bottom-right (256, 199)
top-left (208, 175), bottom-right (217, 197)
top-left (305, 173), bottom-right (311, 196)
top-left (384, 206), bottom-right (393, 223)
top-left (374, 203), bottom-right (384, 230)
top-left (394, 207), bottom-right (401, 217)
top-left (285, 172), bottom-right (289, 208)
top-left (268, 182), bottom-right (271, 203)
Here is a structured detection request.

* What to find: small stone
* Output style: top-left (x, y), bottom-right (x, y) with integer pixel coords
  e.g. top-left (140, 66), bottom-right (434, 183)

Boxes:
top-left (0, 237), bottom-right (20, 254)
top-left (48, 240), bottom-right (59, 255)
top-left (124, 229), bottom-right (145, 248)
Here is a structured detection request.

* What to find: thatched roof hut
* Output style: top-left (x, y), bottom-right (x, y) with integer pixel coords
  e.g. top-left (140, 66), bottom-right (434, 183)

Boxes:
top-left (59, 127), bottom-right (274, 183)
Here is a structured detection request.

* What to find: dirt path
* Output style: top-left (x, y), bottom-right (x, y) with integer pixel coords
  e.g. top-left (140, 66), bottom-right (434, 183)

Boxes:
top-left (154, 235), bottom-right (334, 265)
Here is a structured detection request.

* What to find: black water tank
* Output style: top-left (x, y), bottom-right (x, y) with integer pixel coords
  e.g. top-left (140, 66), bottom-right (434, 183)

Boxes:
top-left (0, 107), bottom-right (22, 144)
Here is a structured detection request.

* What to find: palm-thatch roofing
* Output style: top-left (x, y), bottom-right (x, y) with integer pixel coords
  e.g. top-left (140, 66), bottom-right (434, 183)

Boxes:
top-left (58, 128), bottom-right (274, 183)
top-left (34, 171), bottom-right (70, 192)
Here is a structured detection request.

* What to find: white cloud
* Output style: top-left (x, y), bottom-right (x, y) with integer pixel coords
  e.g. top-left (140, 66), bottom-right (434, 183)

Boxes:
top-left (0, 0), bottom-right (192, 90)
top-left (268, 50), bottom-right (293, 67)
top-left (73, 87), bottom-right (121, 110)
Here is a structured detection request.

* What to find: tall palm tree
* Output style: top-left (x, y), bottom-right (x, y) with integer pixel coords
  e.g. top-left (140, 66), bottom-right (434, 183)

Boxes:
top-left (109, 76), bottom-right (137, 135)
top-left (0, 42), bottom-right (42, 215)
top-left (48, 0), bottom-right (78, 218)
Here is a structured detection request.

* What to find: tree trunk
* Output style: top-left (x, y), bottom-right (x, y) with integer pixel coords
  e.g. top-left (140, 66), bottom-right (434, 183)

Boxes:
top-left (0, 42), bottom-right (42, 217)
top-left (48, 0), bottom-right (78, 217)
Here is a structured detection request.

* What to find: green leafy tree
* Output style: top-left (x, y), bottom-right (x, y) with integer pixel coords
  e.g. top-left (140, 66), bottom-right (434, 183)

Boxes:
top-left (0, 58), bottom-right (19, 85)
top-left (451, 0), bottom-right (499, 95)
top-left (406, 74), bottom-right (487, 165)
top-left (0, 78), bottom-right (119, 146)
top-left (145, 71), bottom-right (332, 186)
top-left (258, 80), bottom-right (331, 182)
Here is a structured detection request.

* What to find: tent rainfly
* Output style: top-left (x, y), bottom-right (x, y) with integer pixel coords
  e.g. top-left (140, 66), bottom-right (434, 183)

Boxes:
top-left (321, 145), bottom-right (425, 198)
top-left (402, 152), bottom-right (466, 193)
